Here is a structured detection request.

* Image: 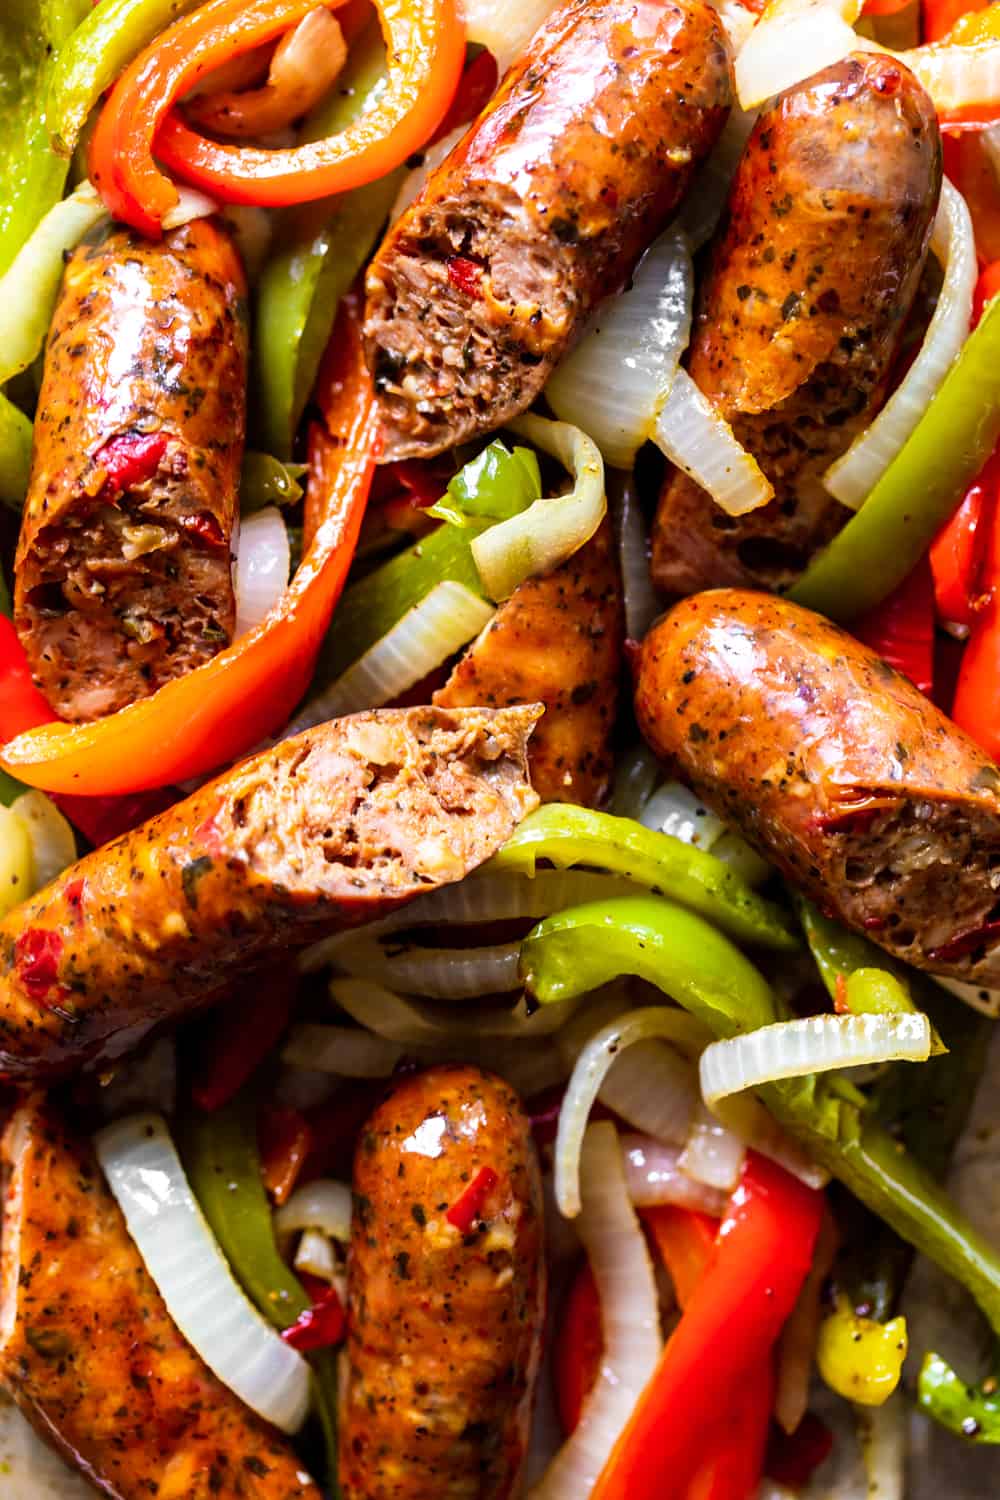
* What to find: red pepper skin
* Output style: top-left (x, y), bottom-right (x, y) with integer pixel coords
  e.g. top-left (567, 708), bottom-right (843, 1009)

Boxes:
top-left (686, 1361), bottom-right (776, 1500)
top-left (260, 1104), bottom-right (313, 1205)
top-left (191, 967), bottom-right (295, 1113)
top-left (281, 1285), bottom-right (346, 1352)
top-left (0, 617), bottom-right (58, 742)
top-left (853, 556), bottom-right (936, 697)
top-left (93, 432), bottom-right (168, 493)
top-left (52, 788), bottom-right (178, 847)
top-left (554, 1260), bottom-right (604, 1436)
top-left (590, 1154), bottom-right (823, 1500)
top-left (953, 466), bottom-right (1000, 760)
top-left (431, 48), bottom-right (498, 144)
top-left (642, 1205), bottom-right (717, 1306)
top-left (766, 1411), bottom-right (834, 1488)
top-left (973, 260), bottom-right (1000, 323)
top-left (930, 471), bottom-right (993, 630)
top-left (923, 0), bottom-right (988, 40)
top-left (445, 1164), bottom-right (498, 1232)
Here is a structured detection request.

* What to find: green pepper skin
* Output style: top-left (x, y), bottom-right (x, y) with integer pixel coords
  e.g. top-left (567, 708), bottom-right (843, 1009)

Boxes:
top-left (790, 294), bottom-right (1000, 620)
top-left (428, 441), bottom-right (542, 526)
top-left (495, 805), bottom-right (799, 952)
top-left (521, 894), bottom-right (1000, 1336)
top-left (919, 1351), bottom-right (1000, 1442)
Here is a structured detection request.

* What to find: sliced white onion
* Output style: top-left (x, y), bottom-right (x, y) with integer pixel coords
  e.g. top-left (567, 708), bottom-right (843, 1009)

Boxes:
top-left (734, 0), bottom-right (865, 109)
top-left (528, 1122), bottom-right (661, 1500)
top-left (281, 1023), bottom-right (404, 1077)
top-left (674, 103), bottom-right (758, 252)
top-left (473, 415), bottom-right (606, 600)
top-left (293, 1228), bottom-right (337, 1282)
top-left (711, 0), bottom-right (759, 51)
top-left (711, 1088), bottom-right (831, 1190)
top-left (640, 780), bottom-right (727, 850)
top-left (609, 471), bottom-right (663, 642)
top-left (933, 974), bottom-right (1000, 1018)
top-left (334, 935), bottom-right (522, 999)
top-left (330, 975), bottom-right (580, 1042)
top-left (9, 790), bottom-right (76, 891)
top-left (545, 231), bottom-right (694, 469)
top-left (775, 1211), bottom-right (836, 1434)
top-left (392, 126), bottom-right (466, 222)
top-left (273, 1064), bottom-right (338, 1111)
top-left (900, 37), bottom-right (1000, 121)
top-left (701, 1012), bottom-right (932, 1107)
top-left (678, 1101), bottom-right (747, 1190)
top-left (94, 1113), bottom-right (310, 1433)
top-left (555, 1006), bottom-right (711, 1218)
top-left (233, 506), bottom-right (290, 639)
top-left (855, 1391), bottom-right (906, 1500)
top-left (608, 743), bottom-right (661, 820)
top-left (463, 0), bottom-right (560, 73)
top-left (287, 581), bottom-right (493, 732)
top-left (161, 184), bottom-right (220, 230)
top-left (300, 869), bottom-right (634, 972)
top-left (824, 181), bottom-right (975, 508)
top-left (654, 368), bottom-right (773, 516)
top-left (275, 1178), bottom-right (352, 1243)
top-left (0, 181), bottom-right (108, 384)
top-left (619, 1132), bottom-right (727, 1213)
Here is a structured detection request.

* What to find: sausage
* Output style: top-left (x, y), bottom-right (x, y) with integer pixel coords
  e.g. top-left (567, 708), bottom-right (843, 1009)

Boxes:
top-left (364, 0), bottom-right (733, 461)
top-left (433, 521), bottom-right (624, 805)
top-left (340, 1065), bottom-right (545, 1499)
top-left (0, 704), bottom-right (540, 1079)
top-left (15, 219), bottom-right (248, 722)
top-left (635, 589), bottom-right (1000, 987)
top-left (0, 1095), bottom-right (322, 1500)
top-left (650, 54), bottom-right (941, 596)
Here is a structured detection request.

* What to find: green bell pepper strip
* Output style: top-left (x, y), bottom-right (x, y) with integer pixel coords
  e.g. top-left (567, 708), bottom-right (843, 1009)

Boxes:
top-left (427, 441), bottom-right (542, 526)
top-left (0, 393), bottom-right (33, 512)
top-left (919, 1351), bottom-right (1000, 1441)
top-left (240, 451), bottom-right (308, 513)
top-left (254, 21), bottom-right (399, 459)
top-left (491, 805), bottom-right (799, 952)
top-left (181, 1091), bottom-right (340, 1490)
top-left (520, 894), bottom-right (1000, 1336)
top-left (790, 294), bottom-right (1000, 621)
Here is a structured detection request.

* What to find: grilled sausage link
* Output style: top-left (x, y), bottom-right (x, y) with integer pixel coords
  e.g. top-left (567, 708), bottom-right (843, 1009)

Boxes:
top-left (0, 1097), bottom-right (322, 1500)
top-left (434, 521), bottom-right (624, 805)
top-left (635, 590), bottom-right (1000, 987)
top-left (15, 219), bottom-right (247, 722)
top-left (341, 1066), bottom-right (545, 1499)
top-left (0, 705), bottom-right (540, 1079)
top-left (651, 54), bottom-right (940, 595)
top-left (365, 0), bottom-right (732, 461)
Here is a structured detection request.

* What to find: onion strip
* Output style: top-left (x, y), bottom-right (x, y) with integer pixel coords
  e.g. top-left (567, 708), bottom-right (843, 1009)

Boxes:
top-left (275, 1178), bottom-right (352, 1243)
top-left (233, 505), bottom-right (290, 639)
top-left (654, 368), bottom-right (773, 516)
top-left (333, 936), bottom-right (523, 999)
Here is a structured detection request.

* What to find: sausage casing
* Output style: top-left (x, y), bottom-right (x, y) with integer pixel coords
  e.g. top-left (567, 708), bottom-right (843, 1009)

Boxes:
top-left (341, 1066), bottom-right (545, 1499)
top-left (0, 704), bottom-right (540, 1079)
top-left (651, 54), bottom-right (940, 595)
top-left (0, 1097), bottom-right (322, 1500)
top-left (365, 0), bottom-right (732, 460)
top-left (635, 590), bottom-right (1000, 986)
top-left (15, 220), bottom-right (247, 721)
top-left (433, 521), bottom-right (624, 805)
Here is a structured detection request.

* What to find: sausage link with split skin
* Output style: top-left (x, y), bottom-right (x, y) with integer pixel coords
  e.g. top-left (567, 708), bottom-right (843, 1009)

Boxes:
top-left (15, 219), bottom-right (247, 722)
top-left (341, 1065), bottom-right (545, 1500)
top-left (635, 590), bottom-right (1000, 988)
top-left (365, 0), bottom-right (733, 460)
top-left (0, 705), bottom-right (540, 1079)
top-left (651, 53), bottom-right (941, 595)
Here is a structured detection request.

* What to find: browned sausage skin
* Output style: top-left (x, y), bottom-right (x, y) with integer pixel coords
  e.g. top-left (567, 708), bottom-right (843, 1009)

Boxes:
top-left (341, 1066), bottom-right (545, 1500)
top-left (0, 705), bottom-right (540, 1079)
top-left (364, 0), bottom-right (733, 461)
top-left (434, 521), bottom-right (625, 805)
top-left (651, 54), bottom-right (940, 595)
top-left (0, 1096), bottom-right (322, 1500)
top-left (635, 590), bottom-right (1000, 986)
top-left (15, 219), bottom-right (247, 721)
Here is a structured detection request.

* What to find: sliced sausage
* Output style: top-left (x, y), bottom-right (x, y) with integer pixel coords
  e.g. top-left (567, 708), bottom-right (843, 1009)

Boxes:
top-left (0, 1095), bottom-right (322, 1500)
top-left (0, 704), bottom-right (540, 1079)
top-left (651, 54), bottom-right (941, 595)
top-left (364, 0), bottom-right (732, 461)
top-left (341, 1065), bottom-right (545, 1499)
top-left (635, 590), bottom-right (1000, 986)
top-left (433, 521), bottom-right (624, 805)
top-left (15, 219), bottom-right (247, 721)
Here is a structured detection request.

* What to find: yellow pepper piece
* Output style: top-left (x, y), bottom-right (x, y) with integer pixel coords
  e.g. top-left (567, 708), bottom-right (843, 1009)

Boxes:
top-left (944, 7), bottom-right (1000, 43)
top-left (817, 1295), bottom-right (908, 1407)
top-left (0, 803), bottom-right (34, 918)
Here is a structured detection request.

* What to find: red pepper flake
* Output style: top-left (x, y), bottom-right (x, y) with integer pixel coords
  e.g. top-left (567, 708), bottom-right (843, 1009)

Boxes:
top-left (94, 432), bottom-right (167, 493)
top-left (447, 256), bottom-right (484, 299)
top-left (14, 928), bottom-right (65, 1004)
top-left (446, 1165), bottom-right (498, 1233)
top-left (181, 512), bottom-right (226, 549)
top-left (833, 973), bottom-right (850, 1015)
top-left (281, 1286), bottom-right (346, 1352)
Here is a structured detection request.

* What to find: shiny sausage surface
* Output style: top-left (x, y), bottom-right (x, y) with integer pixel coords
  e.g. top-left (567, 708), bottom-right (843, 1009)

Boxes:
top-left (15, 220), bottom-right (247, 721)
top-left (635, 590), bottom-right (1000, 986)
top-left (0, 1097), bottom-right (322, 1500)
top-left (341, 1065), bottom-right (545, 1499)
top-left (651, 54), bottom-right (940, 595)
top-left (0, 705), bottom-right (539, 1079)
top-left (365, 0), bottom-right (732, 460)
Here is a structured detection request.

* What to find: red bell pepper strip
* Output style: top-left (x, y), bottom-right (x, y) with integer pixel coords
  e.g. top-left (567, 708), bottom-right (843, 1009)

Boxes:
top-left (53, 788), bottom-right (178, 847)
top-left (864, 0), bottom-right (916, 15)
top-left (260, 1103), bottom-right (313, 1205)
top-left (554, 1260), bottom-right (604, 1436)
top-left (445, 1164), bottom-right (498, 1233)
top-left (686, 1364), bottom-right (776, 1500)
top-left (590, 1154), bottom-right (823, 1500)
top-left (191, 967), bottom-right (296, 1113)
top-left (929, 460), bottom-right (996, 629)
top-left (642, 1205), bottom-right (718, 1307)
top-left (0, 297), bottom-right (376, 796)
top-left (0, 616), bottom-right (57, 742)
top-left (281, 1283), bottom-right (347, 1351)
top-left (766, 1411), bottom-right (835, 1488)
top-left (952, 481), bottom-right (1000, 757)
top-left (429, 46), bottom-right (498, 144)
top-left (853, 555), bottom-right (936, 697)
